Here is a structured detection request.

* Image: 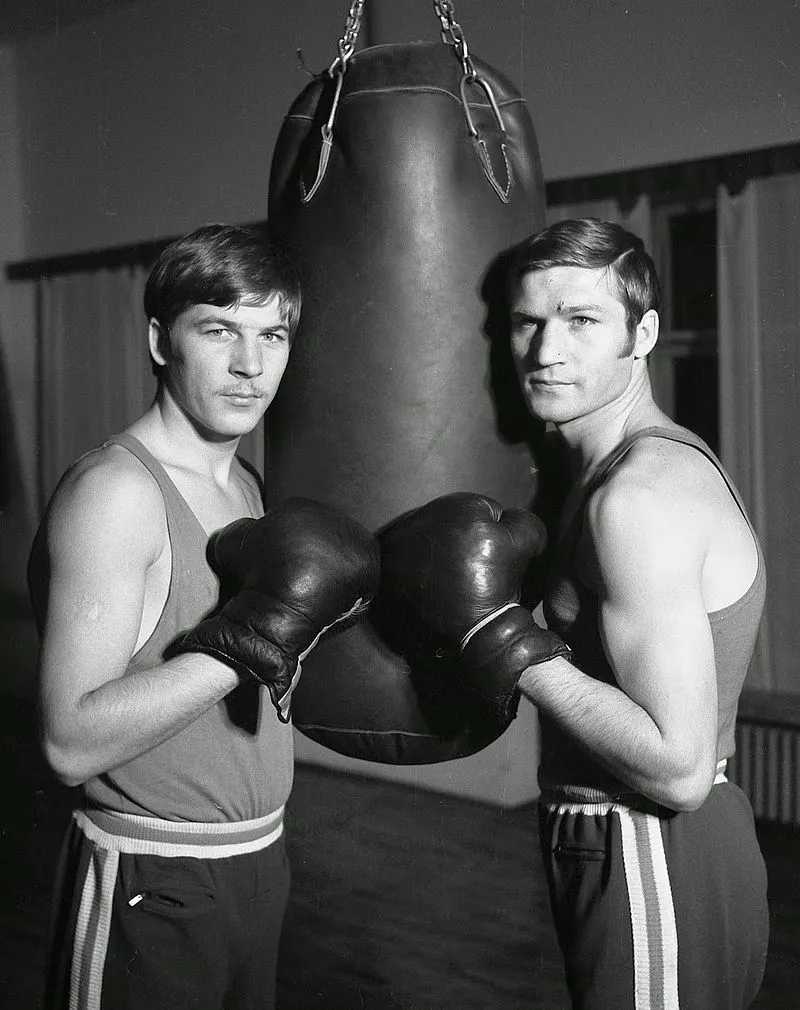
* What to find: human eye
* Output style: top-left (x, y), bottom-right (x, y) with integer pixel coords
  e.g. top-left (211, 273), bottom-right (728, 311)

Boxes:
top-left (259, 330), bottom-right (288, 344)
top-left (511, 313), bottom-right (538, 335)
top-left (570, 315), bottom-right (595, 329)
top-left (202, 326), bottom-right (235, 341)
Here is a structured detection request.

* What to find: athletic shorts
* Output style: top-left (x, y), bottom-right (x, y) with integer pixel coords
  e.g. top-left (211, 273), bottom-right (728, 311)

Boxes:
top-left (44, 807), bottom-right (290, 1010)
top-left (538, 778), bottom-right (769, 1010)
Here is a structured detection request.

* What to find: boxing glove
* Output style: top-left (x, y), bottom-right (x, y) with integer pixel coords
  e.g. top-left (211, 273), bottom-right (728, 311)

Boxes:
top-left (377, 492), bottom-right (570, 722)
top-left (178, 498), bottom-right (380, 722)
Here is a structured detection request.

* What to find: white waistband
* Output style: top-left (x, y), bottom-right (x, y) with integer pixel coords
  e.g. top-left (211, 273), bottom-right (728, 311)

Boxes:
top-left (75, 806), bottom-right (285, 858)
top-left (540, 761), bottom-right (728, 815)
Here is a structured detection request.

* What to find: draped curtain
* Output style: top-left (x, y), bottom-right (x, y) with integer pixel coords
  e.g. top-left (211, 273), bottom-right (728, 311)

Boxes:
top-left (717, 173), bottom-right (800, 693)
top-left (38, 266), bottom-right (154, 507)
top-left (37, 266), bottom-right (266, 511)
top-left (547, 195), bottom-right (653, 248)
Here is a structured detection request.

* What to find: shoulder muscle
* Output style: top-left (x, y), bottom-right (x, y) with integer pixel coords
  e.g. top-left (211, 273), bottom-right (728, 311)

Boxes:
top-left (45, 447), bottom-right (165, 567)
top-left (34, 447), bottom-right (167, 630)
top-left (585, 442), bottom-right (707, 601)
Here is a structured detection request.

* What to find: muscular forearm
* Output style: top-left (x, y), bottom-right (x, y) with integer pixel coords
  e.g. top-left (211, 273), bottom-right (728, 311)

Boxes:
top-left (42, 653), bottom-right (241, 787)
top-left (519, 658), bottom-right (715, 810)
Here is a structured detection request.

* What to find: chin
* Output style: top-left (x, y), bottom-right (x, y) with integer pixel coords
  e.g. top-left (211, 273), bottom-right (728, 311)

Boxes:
top-left (220, 402), bottom-right (270, 433)
top-left (196, 411), bottom-right (265, 442)
top-left (221, 419), bottom-right (263, 439)
top-left (522, 392), bottom-right (567, 424)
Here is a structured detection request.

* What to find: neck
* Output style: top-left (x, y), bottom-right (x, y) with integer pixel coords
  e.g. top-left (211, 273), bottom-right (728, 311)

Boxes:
top-left (554, 365), bottom-right (669, 484)
top-left (129, 390), bottom-right (242, 485)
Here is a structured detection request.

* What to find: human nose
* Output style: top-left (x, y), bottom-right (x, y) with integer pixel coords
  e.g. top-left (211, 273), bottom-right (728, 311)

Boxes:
top-left (535, 321), bottom-right (565, 367)
top-left (512, 319), bottom-right (564, 369)
top-left (230, 335), bottom-right (263, 377)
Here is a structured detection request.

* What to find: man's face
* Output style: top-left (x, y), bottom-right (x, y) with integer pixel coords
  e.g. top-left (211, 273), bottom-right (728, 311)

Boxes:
top-left (509, 265), bottom-right (638, 426)
top-left (154, 296), bottom-right (291, 439)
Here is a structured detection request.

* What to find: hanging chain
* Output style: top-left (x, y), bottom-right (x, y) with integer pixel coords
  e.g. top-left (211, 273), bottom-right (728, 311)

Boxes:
top-left (330, 0), bottom-right (367, 75)
top-left (434, 0), bottom-right (510, 199)
top-left (332, 1), bottom-right (475, 78)
top-left (304, 0), bottom-right (510, 205)
top-left (432, 0), bottom-right (476, 78)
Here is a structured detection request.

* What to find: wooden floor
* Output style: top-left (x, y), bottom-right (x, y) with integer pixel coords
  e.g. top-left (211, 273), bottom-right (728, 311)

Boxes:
top-left (1, 696), bottom-right (798, 1009)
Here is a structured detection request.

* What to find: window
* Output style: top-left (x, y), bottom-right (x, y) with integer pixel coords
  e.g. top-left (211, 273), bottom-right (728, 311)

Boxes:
top-left (649, 202), bottom-right (719, 453)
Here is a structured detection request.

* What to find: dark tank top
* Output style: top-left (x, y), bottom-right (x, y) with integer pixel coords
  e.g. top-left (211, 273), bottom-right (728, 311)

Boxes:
top-left (85, 433), bottom-right (294, 821)
top-left (540, 425), bottom-right (766, 797)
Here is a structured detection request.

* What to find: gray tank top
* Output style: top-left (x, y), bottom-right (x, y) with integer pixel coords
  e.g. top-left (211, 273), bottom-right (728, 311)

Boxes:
top-left (85, 433), bottom-right (294, 821)
top-left (541, 425), bottom-right (766, 795)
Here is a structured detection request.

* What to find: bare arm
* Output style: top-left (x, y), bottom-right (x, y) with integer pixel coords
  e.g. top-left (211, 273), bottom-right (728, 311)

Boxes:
top-left (36, 454), bottom-right (239, 787)
top-left (519, 470), bottom-right (718, 810)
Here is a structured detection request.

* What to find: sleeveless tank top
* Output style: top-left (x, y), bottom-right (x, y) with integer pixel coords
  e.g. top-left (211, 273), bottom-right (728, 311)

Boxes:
top-left (85, 433), bottom-right (294, 822)
top-left (540, 425), bottom-right (766, 797)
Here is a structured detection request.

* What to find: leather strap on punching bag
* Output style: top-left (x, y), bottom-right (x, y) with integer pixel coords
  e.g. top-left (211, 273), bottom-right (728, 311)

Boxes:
top-left (267, 1), bottom-right (546, 763)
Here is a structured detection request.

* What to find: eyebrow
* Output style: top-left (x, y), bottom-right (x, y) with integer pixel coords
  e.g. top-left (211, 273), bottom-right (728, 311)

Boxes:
top-left (509, 303), bottom-right (608, 321)
top-left (194, 313), bottom-right (290, 335)
top-left (194, 313), bottom-right (239, 326)
top-left (556, 302), bottom-right (606, 315)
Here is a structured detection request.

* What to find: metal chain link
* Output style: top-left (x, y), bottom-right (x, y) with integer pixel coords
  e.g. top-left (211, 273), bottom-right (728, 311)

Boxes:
top-left (330, 0), bottom-right (367, 74)
top-left (306, 0), bottom-right (510, 205)
top-left (331, 1), bottom-right (474, 77)
top-left (433, 0), bottom-right (510, 200)
top-left (432, 0), bottom-right (476, 78)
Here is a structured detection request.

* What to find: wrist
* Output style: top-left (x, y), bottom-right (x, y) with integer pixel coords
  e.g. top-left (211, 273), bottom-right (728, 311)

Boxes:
top-left (166, 650), bottom-right (243, 690)
top-left (517, 652), bottom-right (572, 700)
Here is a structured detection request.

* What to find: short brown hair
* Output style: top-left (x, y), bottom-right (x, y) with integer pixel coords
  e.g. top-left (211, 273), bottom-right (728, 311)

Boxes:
top-left (145, 223), bottom-right (302, 337)
top-left (508, 218), bottom-right (662, 334)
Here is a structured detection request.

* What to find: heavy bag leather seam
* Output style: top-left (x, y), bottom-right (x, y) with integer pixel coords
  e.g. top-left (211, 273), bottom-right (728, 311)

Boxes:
top-left (285, 92), bottom-right (527, 122)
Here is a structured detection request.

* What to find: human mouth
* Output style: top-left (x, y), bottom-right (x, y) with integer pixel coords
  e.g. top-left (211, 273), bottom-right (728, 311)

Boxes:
top-left (221, 391), bottom-right (263, 406)
top-left (526, 377), bottom-right (571, 389)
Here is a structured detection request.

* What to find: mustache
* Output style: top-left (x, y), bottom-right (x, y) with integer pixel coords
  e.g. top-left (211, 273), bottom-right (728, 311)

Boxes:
top-left (217, 386), bottom-right (264, 397)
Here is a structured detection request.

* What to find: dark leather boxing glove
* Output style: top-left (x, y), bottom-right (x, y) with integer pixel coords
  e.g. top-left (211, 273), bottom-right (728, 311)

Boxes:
top-left (377, 492), bottom-right (570, 723)
top-left (178, 498), bottom-right (380, 722)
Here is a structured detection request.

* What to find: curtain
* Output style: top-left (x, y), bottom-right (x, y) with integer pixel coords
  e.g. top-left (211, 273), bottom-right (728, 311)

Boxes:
top-left (718, 173), bottom-right (800, 693)
top-left (547, 195), bottom-right (653, 247)
top-left (547, 198), bottom-right (621, 226)
top-left (38, 266), bottom-right (154, 507)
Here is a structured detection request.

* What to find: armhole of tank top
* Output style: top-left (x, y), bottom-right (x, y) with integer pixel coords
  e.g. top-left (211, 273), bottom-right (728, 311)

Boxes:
top-left (105, 441), bottom-right (177, 663)
top-left (130, 496), bottom-right (177, 663)
top-left (236, 455), bottom-right (265, 517)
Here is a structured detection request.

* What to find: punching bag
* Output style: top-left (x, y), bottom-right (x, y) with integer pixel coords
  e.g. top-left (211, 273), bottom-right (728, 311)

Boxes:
top-left (266, 3), bottom-right (546, 763)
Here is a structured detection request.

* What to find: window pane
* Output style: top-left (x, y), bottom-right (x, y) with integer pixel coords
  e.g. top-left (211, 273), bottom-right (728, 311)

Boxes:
top-left (670, 210), bottom-right (717, 331)
top-left (673, 356), bottom-right (719, 453)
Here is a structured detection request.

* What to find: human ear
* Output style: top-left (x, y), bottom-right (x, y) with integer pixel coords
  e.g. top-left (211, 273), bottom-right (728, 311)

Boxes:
top-left (148, 318), bottom-right (170, 367)
top-left (633, 309), bottom-right (659, 359)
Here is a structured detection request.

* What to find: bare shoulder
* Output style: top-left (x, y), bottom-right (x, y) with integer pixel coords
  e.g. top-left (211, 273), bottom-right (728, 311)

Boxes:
top-left (594, 436), bottom-right (722, 525)
top-left (42, 444), bottom-right (166, 564)
top-left (584, 437), bottom-right (710, 583)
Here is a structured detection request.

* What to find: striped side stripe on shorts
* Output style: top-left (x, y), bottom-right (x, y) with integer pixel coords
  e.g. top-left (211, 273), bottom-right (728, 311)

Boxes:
top-left (68, 807), bottom-right (284, 1010)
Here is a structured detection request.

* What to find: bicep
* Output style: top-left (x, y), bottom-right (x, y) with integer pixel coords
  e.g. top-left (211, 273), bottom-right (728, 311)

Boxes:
top-left (590, 493), bottom-right (717, 750)
top-left (38, 469), bottom-right (163, 720)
